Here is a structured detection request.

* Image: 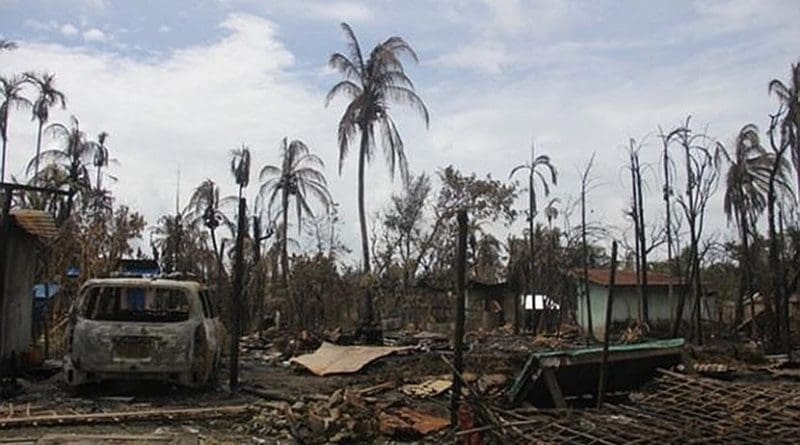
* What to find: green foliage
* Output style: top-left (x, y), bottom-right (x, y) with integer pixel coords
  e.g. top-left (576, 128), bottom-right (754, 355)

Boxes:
top-left (436, 165), bottom-right (518, 224)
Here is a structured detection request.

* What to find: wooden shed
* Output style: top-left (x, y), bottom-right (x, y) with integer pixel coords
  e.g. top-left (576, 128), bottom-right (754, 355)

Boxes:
top-left (0, 209), bottom-right (57, 366)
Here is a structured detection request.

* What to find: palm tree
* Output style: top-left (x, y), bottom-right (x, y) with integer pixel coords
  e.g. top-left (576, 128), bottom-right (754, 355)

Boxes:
top-left (769, 61), bottom-right (800, 198)
top-left (0, 75), bottom-right (31, 182)
top-left (766, 109), bottom-right (795, 350)
top-left (187, 179), bottom-right (229, 266)
top-left (509, 141), bottom-right (557, 300)
top-left (28, 116), bottom-right (93, 216)
top-left (326, 22), bottom-right (429, 274)
top-left (24, 72), bottom-right (66, 181)
top-left (260, 137), bottom-right (332, 285)
top-left (229, 144), bottom-right (252, 387)
top-left (719, 124), bottom-right (774, 326)
top-left (91, 131), bottom-right (114, 190)
top-left (544, 198), bottom-right (560, 229)
top-left (231, 145), bottom-right (251, 199)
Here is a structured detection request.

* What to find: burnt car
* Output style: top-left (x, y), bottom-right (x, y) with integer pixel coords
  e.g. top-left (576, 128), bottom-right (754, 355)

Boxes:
top-left (63, 277), bottom-right (223, 388)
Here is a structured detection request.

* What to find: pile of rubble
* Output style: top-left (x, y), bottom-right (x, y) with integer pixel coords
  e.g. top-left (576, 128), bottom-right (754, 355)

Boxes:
top-left (240, 385), bottom-right (453, 443)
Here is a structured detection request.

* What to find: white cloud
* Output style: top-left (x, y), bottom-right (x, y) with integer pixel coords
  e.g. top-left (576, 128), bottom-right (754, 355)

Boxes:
top-left (82, 28), bottom-right (109, 42)
top-left (3, 4), bottom-right (799, 263)
top-left (24, 19), bottom-right (52, 31)
top-left (220, 0), bottom-right (373, 23)
top-left (431, 41), bottom-right (512, 74)
top-left (306, 1), bottom-right (372, 23)
top-left (1, 13), bottom-right (343, 251)
top-left (60, 23), bottom-right (80, 38)
top-left (158, 25), bottom-right (171, 33)
top-left (692, 0), bottom-right (800, 33)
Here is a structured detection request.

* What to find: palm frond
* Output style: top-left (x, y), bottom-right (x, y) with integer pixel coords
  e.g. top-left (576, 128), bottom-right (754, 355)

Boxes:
top-left (385, 86), bottom-right (429, 127)
top-left (339, 23), bottom-right (365, 71)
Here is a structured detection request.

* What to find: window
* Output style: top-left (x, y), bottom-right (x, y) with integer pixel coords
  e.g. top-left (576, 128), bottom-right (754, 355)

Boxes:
top-left (83, 286), bottom-right (191, 322)
top-left (199, 290), bottom-right (211, 318)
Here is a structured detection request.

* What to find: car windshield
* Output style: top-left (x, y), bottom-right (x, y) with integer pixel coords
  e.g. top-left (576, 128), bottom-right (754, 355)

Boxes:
top-left (82, 286), bottom-right (191, 322)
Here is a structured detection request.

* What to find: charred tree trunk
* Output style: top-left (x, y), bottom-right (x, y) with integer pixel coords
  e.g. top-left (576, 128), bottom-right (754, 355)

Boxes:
top-left (529, 173), bottom-right (536, 300)
top-left (229, 196), bottom-right (246, 389)
top-left (630, 153), bottom-right (643, 321)
top-left (734, 208), bottom-right (751, 329)
top-left (662, 136), bottom-right (675, 327)
top-left (450, 210), bottom-right (468, 425)
top-left (357, 124), bottom-right (376, 333)
top-left (281, 188), bottom-right (289, 287)
top-left (635, 154), bottom-right (649, 323)
top-left (581, 162), bottom-right (594, 339)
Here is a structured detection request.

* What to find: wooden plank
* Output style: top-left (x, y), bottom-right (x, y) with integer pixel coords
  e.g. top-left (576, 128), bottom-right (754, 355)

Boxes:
top-left (0, 405), bottom-right (252, 429)
top-left (541, 368), bottom-right (566, 409)
top-left (37, 434), bottom-right (198, 445)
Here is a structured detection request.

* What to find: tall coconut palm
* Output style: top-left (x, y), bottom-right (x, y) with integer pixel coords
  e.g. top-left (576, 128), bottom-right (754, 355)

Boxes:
top-left (229, 144), bottom-right (252, 386)
top-left (326, 22), bottom-right (429, 274)
top-left (260, 137), bottom-right (332, 285)
top-left (24, 72), bottom-right (66, 181)
top-left (28, 116), bottom-right (93, 216)
top-left (509, 142), bottom-right (557, 299)
top-left (719, 124), bottom-right (776, 326)
top-left (0, 74), bottom-right (31, 182)
top-left (769, 61), bottom-right (800, 198)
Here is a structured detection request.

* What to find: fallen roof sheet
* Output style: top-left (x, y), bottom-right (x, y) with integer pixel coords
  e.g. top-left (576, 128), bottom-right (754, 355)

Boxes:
top-left (10, 209), bottom-right (57, 239)
top-left (290, 342), bottom-right (412, 376)
top-left (509, 338), bottom-right (685, 404)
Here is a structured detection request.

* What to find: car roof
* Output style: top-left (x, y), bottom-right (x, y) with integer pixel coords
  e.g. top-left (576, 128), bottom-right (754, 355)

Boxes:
top-left (82, 278), bottom-right (205, 292)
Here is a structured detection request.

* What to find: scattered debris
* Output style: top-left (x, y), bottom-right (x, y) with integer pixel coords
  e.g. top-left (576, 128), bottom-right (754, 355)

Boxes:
top-left (8, 433), bottom-right (200, 445)
top-left (399, 378), bottom-right (451, 398)
top-left (618, 321), bottom-right (650, 344)
top-left (289, 342), bottom-right (412, 376)
top-left (485, 369), bottom-right (800, 444)
top-left (0, 404), bottom-right (253, 429)
top-left (378, 407), bottom-right (449, 438)
top-left (243, 388), bottom-right (379, 444)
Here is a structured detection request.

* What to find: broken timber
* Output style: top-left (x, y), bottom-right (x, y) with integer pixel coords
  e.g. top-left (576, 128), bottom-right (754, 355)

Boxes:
top-left (508, 338), bottom-right (684, 405)
top-left (0, 404), bottom-right (252, 429)
top-left (491, 369), bottom-right (800, 444)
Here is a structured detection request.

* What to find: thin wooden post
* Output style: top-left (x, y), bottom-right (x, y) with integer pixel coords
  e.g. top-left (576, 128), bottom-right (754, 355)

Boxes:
top-left (0, 189), bottom-right (12, 367)
top-left (597, 241), bottom-right (618, 408)
top-left (450, 210), bottom-right (468, 425)
top-left (229, 197), bottom-right (246, 389)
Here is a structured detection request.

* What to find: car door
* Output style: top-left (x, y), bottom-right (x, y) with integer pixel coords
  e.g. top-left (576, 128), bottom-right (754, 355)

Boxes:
top-left (198, 289), bottom-right (222, 367)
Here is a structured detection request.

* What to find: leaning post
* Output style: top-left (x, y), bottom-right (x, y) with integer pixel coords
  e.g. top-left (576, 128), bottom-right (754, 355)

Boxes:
top-left (597, 241), bottom-right (618, 408)
top-left (450, 210), bottom-right (468, 425)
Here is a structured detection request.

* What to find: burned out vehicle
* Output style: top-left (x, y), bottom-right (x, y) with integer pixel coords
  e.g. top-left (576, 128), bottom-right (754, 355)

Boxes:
top-left (63, 277), bottom-right (223, 388)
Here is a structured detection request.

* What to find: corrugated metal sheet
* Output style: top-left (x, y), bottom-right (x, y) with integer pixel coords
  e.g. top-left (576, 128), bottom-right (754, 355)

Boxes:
top-left (576, 268), bottom-right (684, 287)
top-left (10, 209), bottom-right (58, 239)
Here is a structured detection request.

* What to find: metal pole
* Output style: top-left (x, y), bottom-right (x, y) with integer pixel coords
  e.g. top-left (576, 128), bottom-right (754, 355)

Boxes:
top-left (450, 210), bottom-right (468, 425)
top-left (597, 241), bottom-right (618, 409)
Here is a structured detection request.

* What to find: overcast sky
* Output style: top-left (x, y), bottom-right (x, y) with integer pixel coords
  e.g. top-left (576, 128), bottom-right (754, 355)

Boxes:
top-left (1, 0), bottom-right (798, 264)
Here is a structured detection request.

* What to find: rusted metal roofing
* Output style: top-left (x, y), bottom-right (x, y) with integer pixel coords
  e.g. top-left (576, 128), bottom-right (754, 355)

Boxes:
top-left (577, 268), bottom-right (684, 287)
top-left (10, 209), bottom-right (58, 239)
